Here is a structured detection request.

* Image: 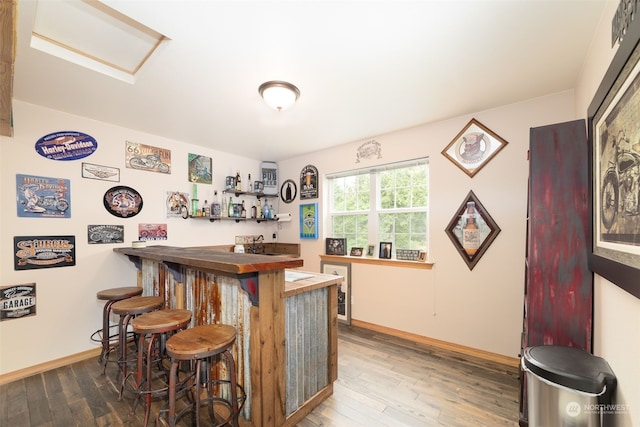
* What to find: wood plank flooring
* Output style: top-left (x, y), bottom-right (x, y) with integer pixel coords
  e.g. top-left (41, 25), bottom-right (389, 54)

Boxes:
top-left (0, 325), bottom-right (520, 426)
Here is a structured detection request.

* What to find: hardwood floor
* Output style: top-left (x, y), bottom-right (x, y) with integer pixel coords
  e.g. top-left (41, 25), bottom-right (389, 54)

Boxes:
top-left (0, 325), bottom-right (520, 426)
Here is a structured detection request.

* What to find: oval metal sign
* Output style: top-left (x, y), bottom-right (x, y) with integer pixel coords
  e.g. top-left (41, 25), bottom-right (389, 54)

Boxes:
top-left (35, 131), bottom-right (98, 161)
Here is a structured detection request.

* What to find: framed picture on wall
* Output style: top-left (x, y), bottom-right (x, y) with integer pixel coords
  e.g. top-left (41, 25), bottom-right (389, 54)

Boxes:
top-left (321, 261), bottom-right (351, 324)
top-left (442, 118), bottom-right (509, 178)
top-left (300, 203), bottom-right (318, 239)
top-left (445, 190), bottom-right (501, 270)
top-left (588, 15), bottom-right (640, 299)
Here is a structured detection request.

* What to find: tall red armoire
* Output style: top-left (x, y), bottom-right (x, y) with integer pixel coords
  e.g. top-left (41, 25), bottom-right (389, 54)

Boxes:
top-left (519, 119), bottom-right (593, 425)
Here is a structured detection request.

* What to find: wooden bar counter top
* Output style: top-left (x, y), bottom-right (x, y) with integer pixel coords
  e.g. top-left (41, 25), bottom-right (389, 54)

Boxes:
top-left (113, 245), bottom-right (338, 427)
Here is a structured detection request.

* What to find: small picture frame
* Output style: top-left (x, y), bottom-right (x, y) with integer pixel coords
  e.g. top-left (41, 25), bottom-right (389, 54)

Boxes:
top-left (326, 238), bottom-right (346, 255)
top-left (366, 244), bottom-right (375, 257)
top-left (379, 242), bottom-right (393, 259)
top-left (350, 247), bottom-right (363, 257)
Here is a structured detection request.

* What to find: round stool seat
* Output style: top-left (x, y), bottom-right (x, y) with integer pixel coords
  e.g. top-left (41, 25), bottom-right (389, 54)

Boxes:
top-left (132, 309), bottom-right (192, 334)
top-left (92, 286), bottom-right (143, 369)
top-left (162, 324), bottom-right (245, 427)
top-left (130, 309), bottom-right (192, 427)
top-left (166, 324), bottom-right (236, 361)
top-left (112, 296), bottom-right (164, 316)
top-left (97, 286), bottom-right (142, 301)
top-left (111, 296), bottom-right (164, 400)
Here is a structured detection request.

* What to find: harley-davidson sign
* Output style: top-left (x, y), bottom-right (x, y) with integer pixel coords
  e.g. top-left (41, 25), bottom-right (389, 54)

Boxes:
top-left (1, 283), bottom-right (36, 321)
top-left (14, 236), bottom-right (76, 270)
top-left (35, 131), bottom-right (98, 161)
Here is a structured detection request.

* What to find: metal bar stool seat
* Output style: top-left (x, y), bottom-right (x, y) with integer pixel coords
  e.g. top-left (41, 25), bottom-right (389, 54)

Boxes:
top-left (160, 324), bottom-right (246, 427)
top-left (111, 295), bottom-right (164, 399)
top-left (129, 309), bottom-right (192, 427)
top-left (91, 286), bottom-right (143, 372)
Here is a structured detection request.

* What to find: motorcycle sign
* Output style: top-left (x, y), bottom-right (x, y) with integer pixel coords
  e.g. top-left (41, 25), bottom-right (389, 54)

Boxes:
top-left (600, 129), bottom-right (640, 233)
top-left (125, 141), bottom-right (171, 174)
top-left (16, 174), bottom-right (71, 218)
top-left (103, 186), bottom-right (143, 218)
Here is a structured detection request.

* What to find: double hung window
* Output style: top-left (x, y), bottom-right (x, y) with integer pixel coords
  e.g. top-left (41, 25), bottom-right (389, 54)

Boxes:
top-left (327, 158), bottom-right (429, 255)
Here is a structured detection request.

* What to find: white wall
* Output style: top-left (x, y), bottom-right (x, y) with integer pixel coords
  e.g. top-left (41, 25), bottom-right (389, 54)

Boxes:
top-left (574, 2), bottom-right (640, 426)
top-left (0, 101), bottom-right (281, 374)
top-left (277, 90), bottom-right (577, 358)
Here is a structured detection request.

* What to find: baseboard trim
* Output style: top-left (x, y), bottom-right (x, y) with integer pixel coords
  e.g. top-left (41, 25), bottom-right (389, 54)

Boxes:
top-left (0, 347), bottom-right (101, 386)
top-left (350, 319), bottom-right (520, 368)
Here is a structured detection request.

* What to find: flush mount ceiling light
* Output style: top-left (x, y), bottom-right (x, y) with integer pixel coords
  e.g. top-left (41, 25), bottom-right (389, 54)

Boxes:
top-left (258, 81), bottom-right (300, 111)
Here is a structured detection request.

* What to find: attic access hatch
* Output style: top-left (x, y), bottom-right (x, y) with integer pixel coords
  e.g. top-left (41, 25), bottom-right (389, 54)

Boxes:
top-left (31, 0), bottom-right (168, 83)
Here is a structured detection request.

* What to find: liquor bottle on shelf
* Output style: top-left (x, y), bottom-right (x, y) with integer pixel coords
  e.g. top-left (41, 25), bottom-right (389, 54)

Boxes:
top-left (248, 174), bottom-right (253, 192)
top-left (228, 196), bottom-right (234, 218)
top-left (251, 201), bottom-right (257, 219)
top-left (241, 200), bottom-right (247, 218)
top-left (236, 171), bottom-right (242, 191)
top-left (203, 199), bottom-right (209, 217)
top-left (211, 191), bottom-right (221, 218)
top-left (222, 195), bottom-right (228, 218)
top-left (462, 201), bottom-right (480, 256)
top-left (256, 199), bottom-right (262, 218)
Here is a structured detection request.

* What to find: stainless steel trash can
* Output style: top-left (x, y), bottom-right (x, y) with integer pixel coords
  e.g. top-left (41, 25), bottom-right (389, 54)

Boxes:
top-left (522, 346), bottom-right (616, 427)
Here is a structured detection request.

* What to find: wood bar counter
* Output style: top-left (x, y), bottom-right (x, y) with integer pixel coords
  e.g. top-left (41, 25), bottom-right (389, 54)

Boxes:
top-left (113, 245), bottom-right (339, 427)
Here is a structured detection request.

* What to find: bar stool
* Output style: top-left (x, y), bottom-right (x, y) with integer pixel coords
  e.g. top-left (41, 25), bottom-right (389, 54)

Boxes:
top-left (91, 286), bottom-right (143, 371)
top-left (111, 295), bottom-right (164, 399)
top-left (129, 309), bottom-right (192, 427)
top-left (161, 324), bottom-right (246, 427)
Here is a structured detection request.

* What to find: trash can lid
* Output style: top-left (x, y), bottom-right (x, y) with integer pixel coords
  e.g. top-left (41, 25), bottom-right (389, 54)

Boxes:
top-left (523, 346), bottom-right (616, 394)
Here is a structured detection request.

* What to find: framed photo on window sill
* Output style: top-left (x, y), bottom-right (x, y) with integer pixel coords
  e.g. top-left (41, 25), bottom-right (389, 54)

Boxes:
top-left (326, 238), bottom-right (346, 255)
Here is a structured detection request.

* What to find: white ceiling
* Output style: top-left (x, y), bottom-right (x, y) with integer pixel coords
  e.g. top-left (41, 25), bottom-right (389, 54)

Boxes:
top-left (13, 0), bottom-right (608, 161)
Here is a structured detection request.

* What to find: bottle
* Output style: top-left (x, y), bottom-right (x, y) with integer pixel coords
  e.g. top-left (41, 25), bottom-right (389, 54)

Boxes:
top-left (256, 199), bottom-right (262, 218)
top-left (241, 200), bottom-right (247, 218)
top-left (248, 174), bottom-right (252, 192)
top-left (228, 196), bottom-right (234, 217)
top-left (203, 199), bottom-right (209, 217)
top-left (236, 170), bottom-right (242, 191)
top-left (263, 203), bottom-right (270, 220)
top-left (251, 201), bottom-right (257, 219)
top-left (211, 191), bottom-right (221, 218)
top-left (222, 195), bottom-right (228, 218)
top-left (462, 202), bottom-right (480, 256)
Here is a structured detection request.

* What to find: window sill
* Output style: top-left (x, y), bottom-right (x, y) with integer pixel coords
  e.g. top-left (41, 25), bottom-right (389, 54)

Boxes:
top-left (320, 254), bottom-right (433, 270)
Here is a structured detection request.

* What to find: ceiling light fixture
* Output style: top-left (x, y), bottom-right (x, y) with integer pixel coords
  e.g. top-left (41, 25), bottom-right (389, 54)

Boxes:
top-left (258, 81), bottom-right (300, 111)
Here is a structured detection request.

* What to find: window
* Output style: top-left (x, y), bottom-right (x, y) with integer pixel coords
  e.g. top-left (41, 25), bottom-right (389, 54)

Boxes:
top-left (328, 159), bottom-right (428, 256)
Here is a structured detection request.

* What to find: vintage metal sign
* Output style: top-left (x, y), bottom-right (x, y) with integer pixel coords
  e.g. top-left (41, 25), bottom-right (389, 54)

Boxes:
top-left (1, 283), bottom-right (36, 321)
top-left (125, 141), bottom-right (171, 174)
top-left (35, 131), bottom-right (98, 161)
top-left (14, 236), bottom-right (76, 270)
top-left (88, 225), bottom-right (124, 244)
top-left (138, 223), bottom-right (167, 241)
top-left (16, 174), bottom-right (71, 218)
top-left (103, 186), bottom-right (143, 218)
top-left (300, 164), bottom-right (318, 199)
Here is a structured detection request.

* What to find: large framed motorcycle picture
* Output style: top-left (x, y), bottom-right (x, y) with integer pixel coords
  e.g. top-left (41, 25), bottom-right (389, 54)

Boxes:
top-left (588, 15), bottom-right (640, 299)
